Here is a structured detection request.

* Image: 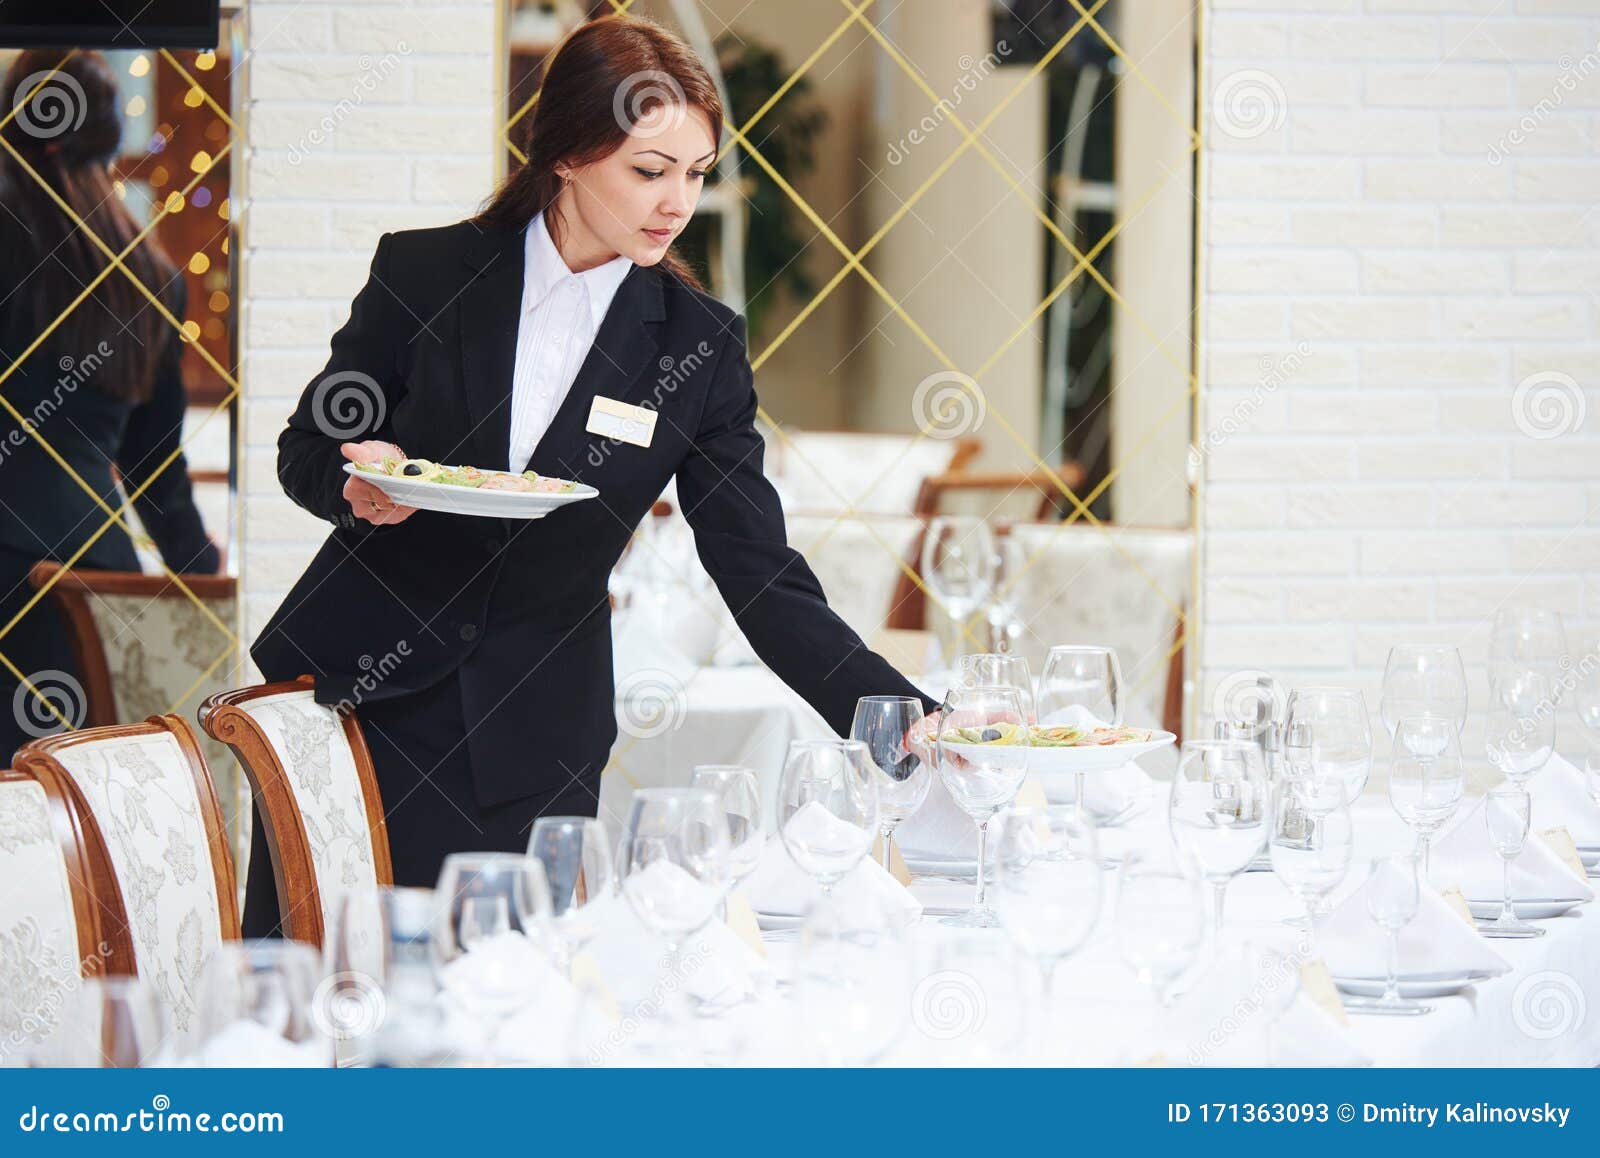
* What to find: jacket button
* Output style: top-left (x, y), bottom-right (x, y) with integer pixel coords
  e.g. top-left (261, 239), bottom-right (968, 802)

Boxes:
top-left (459, 624), bottom-right (478, 642)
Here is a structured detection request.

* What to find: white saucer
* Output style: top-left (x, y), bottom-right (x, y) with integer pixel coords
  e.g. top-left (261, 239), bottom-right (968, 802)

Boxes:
top-left (1465, 897), bottom-right (1586, 921)
top-left (1334, 972), bottom-right (1493, 999)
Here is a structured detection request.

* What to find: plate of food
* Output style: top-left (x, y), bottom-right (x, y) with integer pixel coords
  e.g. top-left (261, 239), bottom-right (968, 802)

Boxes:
top-left (934, 721), bottom-right (1176, 775)
top-left (344, 458), bottom-right (598, 519)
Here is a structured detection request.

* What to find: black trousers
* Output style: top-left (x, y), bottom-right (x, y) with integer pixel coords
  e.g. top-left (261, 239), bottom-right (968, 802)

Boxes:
top-left (0, 547), bottom-right (82, 765)
top-left (240, 662), bottom-right (603, 938)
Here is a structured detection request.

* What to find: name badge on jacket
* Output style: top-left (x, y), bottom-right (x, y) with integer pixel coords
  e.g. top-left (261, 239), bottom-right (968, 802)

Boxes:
top-left (586, 396), bottom-right (656, 448)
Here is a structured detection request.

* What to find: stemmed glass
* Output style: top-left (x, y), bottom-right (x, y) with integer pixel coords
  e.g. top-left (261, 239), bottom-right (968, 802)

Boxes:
top-left (323, 886), bottom-right (446, 1067)
top-left (1269, 775), bottom-right (1352, 946)
top-left (1115, 852), bottom-right (1206, 1008)
top-left (1490, 607), bottom-right (1568, 685)
top-left (849, 698), bottom-right (930, 872)
top-left (960, 653), bottom-right (1037, 722)
top-left (1167, 738), bottom-right (1269, 944)
top-left (1577, 644), bottom-right (1600, 805)
top-left (1039, 644), bottom-right (1124, 806)
top-left (27, 976), bottom-right (170, 1067)
top-left (1486, 668), bottom-right (1556, 786)
top-left (776, 739), bottom-right (878, 897)
top-left (434, 853), bottom-right (553, 963)
top-left (1387, 715), bottom-right (1463, 877)
top-left (528, 817), bottom-right (615, 973)
top-left (192, 940), bottom-right (333, 1066)
top-left (1480, 785), bottom-right (1544, 939)
top-left (617, 788), bottom-right (733, 1038)
top-left (1380, 644), bottom-right (1468, 737)
top-left (689, 765), bottom-right (764, 892)
top-left (932, 684), bottom-right (1032, 927)
top-left (1350, 854), bottom-right (1432, 1016)
top-left (921, 515), bottom-right (996, 664)
top-left (1285, 686), bottom-right (1372, 802)
top-left (985, 533), bottom-right (1027, 653)
top-left (992, 804), bottom-right (1102, 1024)
top-left (789, 892), bottom-right (913, 1065)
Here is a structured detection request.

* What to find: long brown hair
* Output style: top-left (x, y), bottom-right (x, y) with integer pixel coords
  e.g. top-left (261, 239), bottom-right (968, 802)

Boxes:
top-left (0, 50), bottom-right (181, 403)
top-left (475, 14), bottom-right (723, 292)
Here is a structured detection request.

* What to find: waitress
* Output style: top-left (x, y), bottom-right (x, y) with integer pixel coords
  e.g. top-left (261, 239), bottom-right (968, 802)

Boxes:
top-left (246, 13), bottom-right (936, 933)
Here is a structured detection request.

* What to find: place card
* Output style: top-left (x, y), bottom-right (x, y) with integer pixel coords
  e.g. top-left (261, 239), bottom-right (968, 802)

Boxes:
top-left (1439, 886), bottom-right (1476, 928)
top-left (1538, 826), bottom-right (1588, 882)
top-left (724, 889), bottom-right (768, 959)
top-left (1298, 959), bottom-right (1350, 1027)
top-left (569, 951), bottom-right (621, 1024)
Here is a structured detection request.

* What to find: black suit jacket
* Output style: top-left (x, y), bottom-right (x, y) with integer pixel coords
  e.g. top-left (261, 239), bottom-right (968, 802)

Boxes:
top-left (0, 210), bottom-right (219, 575)
top-left (251, 220), bottom-right (936, 808)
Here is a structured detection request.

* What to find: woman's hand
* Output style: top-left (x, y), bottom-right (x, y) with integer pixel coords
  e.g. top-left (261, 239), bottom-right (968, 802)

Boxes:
top-left (340, 440), bottom-right (417, 526)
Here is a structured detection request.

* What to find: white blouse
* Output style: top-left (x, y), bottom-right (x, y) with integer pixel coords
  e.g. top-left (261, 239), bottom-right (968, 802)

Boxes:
top-left (507, 211), bottom-right (633, 474)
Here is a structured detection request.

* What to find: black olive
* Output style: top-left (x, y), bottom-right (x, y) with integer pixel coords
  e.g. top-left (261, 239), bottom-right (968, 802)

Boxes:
top-left (402, 463), bottom-right (423, 476)
top-left (980, 727), bottom-right (1001, 741)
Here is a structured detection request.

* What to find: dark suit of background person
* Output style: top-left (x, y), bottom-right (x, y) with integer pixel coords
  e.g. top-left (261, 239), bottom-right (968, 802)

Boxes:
top-left (245, 219), bottom-right (939, 933)
top-left (0, 208), bottom-right (221, 763)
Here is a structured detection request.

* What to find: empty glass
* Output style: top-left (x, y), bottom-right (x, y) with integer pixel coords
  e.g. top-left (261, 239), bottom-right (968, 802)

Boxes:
top-left (191, 940), bottom-right (333, 1066)
top-left (1480, 785), bottom-right (1544, 939)
top-left (1486, 668), bottom-right (1556, 786)
top-left (1489, 607), bottom-right (1568, 687)
top-left (1269, 776), bottom-right (1353, 944)
top-left (26, 976), bottom-right (170, 1067)
top-left (992, 804), bottom-right (1102, 1013)
top-left (433, 852), bottom-right (553, 965)
top-left (932, 684), bottom-right (1031, 927)
top-left (1039, 644), bottom-right (1124, 806)
top-left (788, 893), bottom-right (913, 1065)
top-left (1380, 644), bottom-right (1468, 737)
top-left (323, 886), bottom-right (446, 1066)
top-left (1167, 738), bottom-right (1269, 942)
top-left (1388, 715), bottom-right (1464, 876)
top-left (688, 766), bottom-right (764, 889)
top-left (1115, 852), bottom-right (1206, 1007)
top-left (959, 653), bottom-right (1037, 721)
top-left (1578, 645), bottom-right (1600, 805)
top-left (1285, 686), bottom-right (1372, 802)
top-left (776, 739), bottom-right (878, 895)
top-left (528, 816), bottom-right (614, 969)
top-left (921, 516), bottom-right (996, 662)
top-left (849, 698), bottom-right (930, 871)
top-left (1353, 854), bottom-right (1432, 1016)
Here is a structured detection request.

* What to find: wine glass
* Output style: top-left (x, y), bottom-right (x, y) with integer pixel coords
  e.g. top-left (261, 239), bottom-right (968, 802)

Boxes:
top-left (1353, 854), bottom-right (1432, 1016)
top-left (323, 886), bottom-right (445, 1066)
top-left (1114, 852), bottom-right (1206, 1008)
top-left (776, 739), bottom-right (878, 896)
top-left (1167, 738), bottom-right (1269, 944)
top-left (959, 653), bottom-right (1037, 721)
top-left (1380, 644), bottom-right (1468, 736)
top-left (985, 532), bottom-right (1027, 653)
top-left (1269, 776), bottom-right (1353, 946)
top-left (932, 684), bottom-right (1031, 927)
top-left (1577, 644), bottom-right (1600, 804)
top-left (689, 765), bottom-right (764, 889)
top-left (1486, 668), bottom-right (1556, 786)
top-left (788, 892), bottom-right (913, 1065)
top-left (992, 804), bottom-right (1102, 1017)
top-left (1387, 715), bottom-right (1464, 876)
top-left (848, 698), bottom-right (929, 872)
top-left (528, 816), bottom-right (614, 973)
top-left (1285, 686), bottom-right (1372, 802)
top-left (433, 852), bottom-right (553, 965)
top-left (1039, 644), bottom-right (1124, 806)
top-left (1480, 785), bottom-right (1544, 939)
top-left (192, 940), bottom-right (333, 1066)
top-left (920, 515), bottom-right (996, 663)
top-left (617, 788), bottom-right (732, 1041)
top-left (1490, 607), bottom-right (1568, 687)
top-left (26, 976), bottom-right (170, 1067)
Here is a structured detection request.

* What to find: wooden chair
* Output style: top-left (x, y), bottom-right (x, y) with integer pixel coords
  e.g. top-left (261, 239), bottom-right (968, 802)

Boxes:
top-left (26, 562), bottom-right (244, 854)
top-left (785, 513), bottom-right (925, 646)
top-left (199, 677), bottom-right (393, 951)
top-left (0, 768), bottom-right (111, 1064)
top-left (13, 716), bottom-right (239, 1036)
top-left (766, 429), bottom-right (982, 515)
top-left (912, 460), bottom-right (1088, 521)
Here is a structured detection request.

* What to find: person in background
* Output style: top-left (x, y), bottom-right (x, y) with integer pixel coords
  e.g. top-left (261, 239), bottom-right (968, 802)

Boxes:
top-left (0, 50), bottom-right (221, 761)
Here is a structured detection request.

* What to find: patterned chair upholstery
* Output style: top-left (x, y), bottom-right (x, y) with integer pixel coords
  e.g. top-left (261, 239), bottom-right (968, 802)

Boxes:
top-left (1001, 523), bottom-right (1192, 733)
top-left (766, 429), bottom-right (981, 515)
top-left (0, 769), bottom-right (107, 1065)
top-left (785, 514), bottom-right (924, 645)
top-left (199, 678), bottom-right (392, 950)
top-left (26, 563), bottom-right (245, 866)
top-left (13, 717), bottom-right (239, 1037)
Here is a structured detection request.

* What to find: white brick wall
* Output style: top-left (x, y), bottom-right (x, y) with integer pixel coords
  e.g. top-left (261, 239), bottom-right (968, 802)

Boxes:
top-left (1199, 0), bottom-right (1600, 782)
top-left (238, 0), bottom-right (500, 666)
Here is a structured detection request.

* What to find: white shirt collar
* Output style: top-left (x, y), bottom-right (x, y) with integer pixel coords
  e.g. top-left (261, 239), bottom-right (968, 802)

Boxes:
top-left (523, 210), bottom-right (634, 331)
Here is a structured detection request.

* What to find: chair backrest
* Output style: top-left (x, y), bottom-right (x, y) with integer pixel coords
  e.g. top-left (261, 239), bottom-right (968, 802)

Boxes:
top-left (1002, 522), bottom-right (1193, 733)
top-left (26, 562), bottom-right (244, 855)
top-left (0, 768), bottom-right (109, 1065)
top-left (913, 462), bottom-right (1088, 521)
top-left (769, 430), bottom-right (981, 515)
top-left (12, 716), bottom-right (239, 1036)
top-left (199, 679), bottom-right (392, 950)
top-left (785, 513), bottom-right (924, 645)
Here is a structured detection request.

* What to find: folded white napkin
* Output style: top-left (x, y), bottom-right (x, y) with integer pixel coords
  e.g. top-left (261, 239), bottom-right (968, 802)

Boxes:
top-left (1428, 797), bottom-right (1595, 901)
top-left (186, 1019), bottom-right (331, 1067)
top-left (435, 930), bottom-right (583, 1064)
top-left (582, 889), bottom-right (770, 1008)
top-left (1032, 761), bottom-right (1155, 818)
top-left (1319, 877), bottom-right (1511, 980)
top-left (1530, 752), bottom-right (1600, 848)
top-left (889, 773), bottom-right (982, 863)
top-left (741, 833), bottom-right (922, 925)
